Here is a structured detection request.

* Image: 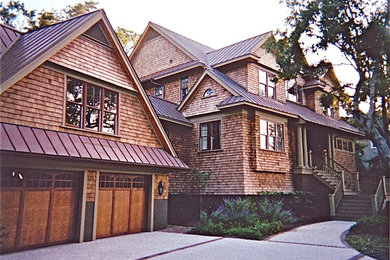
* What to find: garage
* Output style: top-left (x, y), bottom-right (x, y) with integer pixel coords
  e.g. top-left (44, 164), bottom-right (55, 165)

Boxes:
top-left (96, 173), bottom-right (147, 238)
top-left (0, 170), bottom-right (81, 252)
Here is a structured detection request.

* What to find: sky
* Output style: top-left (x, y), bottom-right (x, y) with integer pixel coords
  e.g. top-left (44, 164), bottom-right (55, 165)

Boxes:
top-left (21, 0), bottom-right (358, 88)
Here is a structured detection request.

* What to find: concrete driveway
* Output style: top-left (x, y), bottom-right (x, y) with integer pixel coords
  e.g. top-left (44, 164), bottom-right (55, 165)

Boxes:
top-left (1, 221), bottom-right (374, 260)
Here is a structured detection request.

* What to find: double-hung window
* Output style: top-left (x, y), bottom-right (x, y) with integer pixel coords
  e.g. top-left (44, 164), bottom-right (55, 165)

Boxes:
top-left (65, 77), bottom-right (118, 134)
top-left (259, 69), bottom-right (276, 99)
top-left (181, 77), bottom-right (189, 100)
top-left (260, 119), bottom-right (284, 151)
top-left (155, 85), bottom-right (164, 99)
top-left (199, 121), bottom-right (221, 151)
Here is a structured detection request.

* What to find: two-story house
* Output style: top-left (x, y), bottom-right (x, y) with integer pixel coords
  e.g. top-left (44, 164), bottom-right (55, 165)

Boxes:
top-left (0, 11), bottom-right (188, 253)
top-left (130, 22), bottom-right (369, 223)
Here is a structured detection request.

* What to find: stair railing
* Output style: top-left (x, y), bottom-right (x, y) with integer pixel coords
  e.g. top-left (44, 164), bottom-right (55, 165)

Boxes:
top-left (325, 156), bottom-right (359, 192)
top-left (309, 152), bottom-right (340, 178)
top-left (371, 176), bottom-right (386, 213)
top-left (329, 181), bottom-right (343, 217)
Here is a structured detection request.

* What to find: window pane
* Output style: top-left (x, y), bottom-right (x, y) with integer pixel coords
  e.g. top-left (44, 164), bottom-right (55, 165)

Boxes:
top-left (277, 137), bottom-right (284, 151)
top-left (212, 121), bottom-right (220, 136)
top-left (155, 86), bottom-right (164, 98)
top-left (260, 120), bottom-right (267, 135)
top-left (268, 122), bottom-right (276, 137)
top-left (200, 124), bottom-right (208, 137)
top-left (104, 90), bottom-right (117, 113)
top-left (268, 75), bottom-right (275, 87)
top-left (181, 77), bottom-right (189, 88)
top-left (204, 88), bottom-right (215, 97)
top-left (259, 84), bottom-right (266, 96)
top-left (103, 112), bottom-right (116, 134)
top-left (87, 85), bottom-right (101, 107)
top-left (67, 78), bottom-right (83, 103)
top-left (260, 135), bottom-right (267, 149)
top-left (182, 88), bottom-right (189, 99)
top-left (343, 140), bottom-right (347, 150)
top-left (268, 86), bottom-right (275, 99)
top-left (66, 103), bottom-right (82, 127)
top-left (259, 70), bottom-right (267, 84)
top-left (277, 124), bottom-right (283, 138)
top-left (269, 136), bottom-right (275, 150)
top-left (200, 137), bottom-right (208, 150)
top-left (85, 107), bottom-right (100, 130)
top-left (212, 136), bottom-right (221, 150)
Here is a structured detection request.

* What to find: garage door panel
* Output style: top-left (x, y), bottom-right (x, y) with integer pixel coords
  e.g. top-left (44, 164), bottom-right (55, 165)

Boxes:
top-left (96, 190), bottom-right (113, 238)
top-left (0, 190), bottom-right (21, 249)
top-left (112, 190), bottom-right (130, 235)
top-left (129, 189), bottom-right (146, 233)
top-left (19, 191), bottom-right (50, 247)
top-left (48, 190), bottom-right (75, 243)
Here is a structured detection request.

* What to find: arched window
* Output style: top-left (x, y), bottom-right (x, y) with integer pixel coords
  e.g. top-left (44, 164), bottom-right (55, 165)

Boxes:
top-left (203, 88), bottom-right (215, 97)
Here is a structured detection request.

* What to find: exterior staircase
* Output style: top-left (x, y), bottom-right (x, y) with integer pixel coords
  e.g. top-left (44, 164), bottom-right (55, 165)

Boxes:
top-left (334, 195), bottom-right (373, 220)
top-left (309, 152), bottom-right (388, 221)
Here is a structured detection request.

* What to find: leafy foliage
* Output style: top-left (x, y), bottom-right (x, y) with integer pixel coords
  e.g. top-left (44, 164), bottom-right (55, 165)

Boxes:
top-left (267, 0), bottom-right (390, 173)
top-left (346, 214), bottom-right (389, 260)
top-left (190, 197), bottom-right (295, 240)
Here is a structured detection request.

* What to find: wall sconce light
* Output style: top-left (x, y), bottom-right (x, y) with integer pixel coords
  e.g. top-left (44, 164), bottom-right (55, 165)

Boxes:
top-left (158, 181), bottom-right (164, 196)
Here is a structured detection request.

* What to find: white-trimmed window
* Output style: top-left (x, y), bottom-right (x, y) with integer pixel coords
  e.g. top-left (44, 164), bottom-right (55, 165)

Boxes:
top-left (155, 85), bottom-right (164, 99)
top-left (335, 138), bottom-right (354, 152)
top-left (203, 88), bottom-right (215, 97)
top-left (260, 119), bottom-right (284, 151)
top-left (199, 121), bottom-right (221, 151)
top-left (65, 77), bottom-right (118, 134)
top-left (181, 77), bottom-right (189, 100)
top-left (259, 69), bottom-right (276, 99)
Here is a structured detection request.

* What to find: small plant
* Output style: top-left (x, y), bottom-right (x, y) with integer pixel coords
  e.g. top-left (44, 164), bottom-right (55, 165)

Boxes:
top-left (212, 198), bottom-right (258, 227)
top-left (253, 197), bottom-right (295, 224)
top-left (226, 226), bottom-right (263, 240)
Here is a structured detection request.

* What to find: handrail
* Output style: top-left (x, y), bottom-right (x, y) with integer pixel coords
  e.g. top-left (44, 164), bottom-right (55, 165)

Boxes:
top-left (372, 178), bottom-right (385, 213)
top-left (310, 153), bottom-right (340, 178)
top-left (326, 156), bottom-right (358, 190)
top-left (329, 181), bottom-right (343, 217)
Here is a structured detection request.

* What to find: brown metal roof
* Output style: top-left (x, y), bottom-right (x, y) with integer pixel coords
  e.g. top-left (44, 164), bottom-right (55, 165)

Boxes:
top-left (0, 10), bottom-right (102, 87)
top-left (148, 95), bottom-right (191, 125)
top-left (0, 123), bottom-right (188, 169)
top-left (0, 23), bottom-right (21, 55)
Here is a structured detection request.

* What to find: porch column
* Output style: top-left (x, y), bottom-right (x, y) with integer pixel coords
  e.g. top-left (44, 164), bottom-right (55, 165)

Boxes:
top-left (303, 126), bottom-right (308, 167)
top-left (297, 125), bottom-right (304, 168)
top-left (328, 134), bottom-right (334, 168)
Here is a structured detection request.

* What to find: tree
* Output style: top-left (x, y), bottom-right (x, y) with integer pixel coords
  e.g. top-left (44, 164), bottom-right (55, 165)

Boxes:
top-left (267, 0), bottom-right (390, 174)
top-left (0, 1), bottom-right (139, 52)
top-left (115, 26), bottom-right (140, 54)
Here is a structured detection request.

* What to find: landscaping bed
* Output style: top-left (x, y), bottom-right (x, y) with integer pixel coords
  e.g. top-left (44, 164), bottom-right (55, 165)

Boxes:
top-left (188, 192), bottom-right (316, 240)
top-left (345, 213), bottom-right (389, 260)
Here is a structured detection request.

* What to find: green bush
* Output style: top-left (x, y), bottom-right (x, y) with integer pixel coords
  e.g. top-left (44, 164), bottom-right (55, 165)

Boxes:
top-left (190, 197), bottom-right (295, 240)
top-left (350, 215), bottom-right (389, 237)
top-left (254, 221), bottom-right (283, 236)
top-left (252, 197), bottom-right (295, 224)
top-left (226, 226), bottom-right (263, 240)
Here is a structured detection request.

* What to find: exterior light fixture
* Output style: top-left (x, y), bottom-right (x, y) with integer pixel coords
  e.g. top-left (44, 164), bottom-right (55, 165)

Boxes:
top-left (158, 181), bottom-right (164, 196)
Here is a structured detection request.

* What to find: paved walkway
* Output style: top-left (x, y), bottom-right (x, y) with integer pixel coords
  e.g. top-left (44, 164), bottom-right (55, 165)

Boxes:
top-left (1, 221), bottom-right (374, 260)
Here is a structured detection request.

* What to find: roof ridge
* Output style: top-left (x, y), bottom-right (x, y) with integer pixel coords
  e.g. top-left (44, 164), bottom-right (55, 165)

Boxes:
top-left (150, 22), bottom-right (215, 52)
top-left (25, 9), bottom-right (103, 34)
top-left (207, 31), bottom-right (271, 55)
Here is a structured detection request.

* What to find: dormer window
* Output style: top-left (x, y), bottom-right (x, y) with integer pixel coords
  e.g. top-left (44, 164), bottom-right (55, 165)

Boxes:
top-left (285, 79), bottom-right (302, 103)
top-left (181, 77), bottom-right (189, 100)
top-left (155, 85), bottom-right (164, 99)
top-left (203, 88), bottom-right (215, 98)
top-left (259, 69), bottom-right (275, 99)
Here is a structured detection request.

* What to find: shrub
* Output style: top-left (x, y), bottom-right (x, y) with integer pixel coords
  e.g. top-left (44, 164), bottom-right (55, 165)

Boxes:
top-left (212, 198), bottom-right (258, 227)
top-left (349, 215), bottom-right (389, 237)
top-left (226, 226), bottom-right (263, 240)
top-left (252, 197), bottom-right (295, 224)
top-left (189, 212), bottom-right (225, 236)
top-left (254, 221), bottom-right (283, 237)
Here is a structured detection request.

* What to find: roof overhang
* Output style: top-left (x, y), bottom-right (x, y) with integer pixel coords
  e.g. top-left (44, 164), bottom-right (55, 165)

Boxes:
top-left (211, 54), bottom-right (260, 68)
top-left (217, 101), bottom-right (299, 118)
top-left (158, 115), bottom-right (193, 127)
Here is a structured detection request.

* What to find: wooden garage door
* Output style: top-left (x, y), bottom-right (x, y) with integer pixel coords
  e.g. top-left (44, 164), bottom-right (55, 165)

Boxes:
top-left (0, 170), bottom-right (80, 252)
top-left (96, 174), bottom-right (146, 239)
